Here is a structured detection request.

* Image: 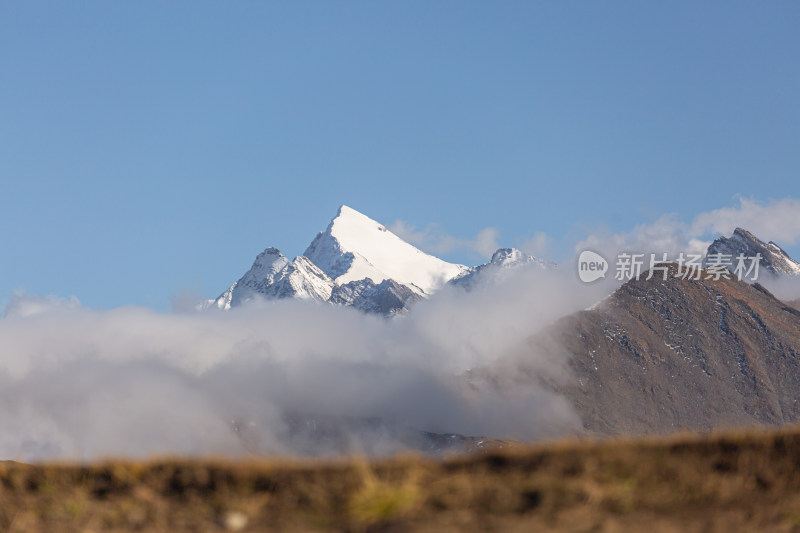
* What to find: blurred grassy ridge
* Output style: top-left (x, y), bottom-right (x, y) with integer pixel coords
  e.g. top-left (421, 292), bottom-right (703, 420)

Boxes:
top-left (3, 427), bottom-right (800, 532)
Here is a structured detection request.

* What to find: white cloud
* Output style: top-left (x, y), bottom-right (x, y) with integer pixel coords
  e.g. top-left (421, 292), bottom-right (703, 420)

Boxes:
top-left (575, 214), bottom-right (698, 262)
top-left (387, 220), bottom-right (458, 255)
top-left (472, 227), bottom-right (501, 257)
top-left (388, 220), bottom-right (500, 259)
top-left (689, 196), bottom-right (800, 245)
top-left (520, 231), bottom-right (551, 257)
top-left (576, 196), bottom-right (800, 262)
top-left (3, 292), bottom-right (80, 318)
top-left (0, 266), bottom-right (601, 461)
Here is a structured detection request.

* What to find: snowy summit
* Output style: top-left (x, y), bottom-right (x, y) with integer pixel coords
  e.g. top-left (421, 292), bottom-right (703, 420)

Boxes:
top-left (208, 205), bottom-right (548, 315)
top-left (304, 205), bottom-right (468, 295)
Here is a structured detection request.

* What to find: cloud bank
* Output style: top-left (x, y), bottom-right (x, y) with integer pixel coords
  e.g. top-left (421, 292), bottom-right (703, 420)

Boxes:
top-left (0, 267), bottom-right (602, 462)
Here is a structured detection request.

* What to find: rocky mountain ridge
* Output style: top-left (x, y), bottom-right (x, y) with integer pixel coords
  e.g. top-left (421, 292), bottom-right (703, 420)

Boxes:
top-left (704, 227), bottom-right (800, 276)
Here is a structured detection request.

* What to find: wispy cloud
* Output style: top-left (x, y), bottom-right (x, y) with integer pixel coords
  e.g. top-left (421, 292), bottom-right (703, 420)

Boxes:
top-left (688, 196), bottom-right (800, 245)
top-left (4, 291), bottom-right (81, 318)
top-left (388, 220), bottom-right (500, 258)
top-left (576, 196), bottom-right (800, 260)
top-left (519, 231), bottom-right (551, 257)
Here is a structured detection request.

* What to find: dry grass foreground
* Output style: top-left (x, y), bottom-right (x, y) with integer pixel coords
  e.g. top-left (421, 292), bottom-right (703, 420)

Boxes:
top-left (4, 427), bottom-right (800, 532)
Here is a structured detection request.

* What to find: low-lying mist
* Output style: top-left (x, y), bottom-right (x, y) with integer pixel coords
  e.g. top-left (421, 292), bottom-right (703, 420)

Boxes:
top-left (0, 267), bottom-right (612, 462)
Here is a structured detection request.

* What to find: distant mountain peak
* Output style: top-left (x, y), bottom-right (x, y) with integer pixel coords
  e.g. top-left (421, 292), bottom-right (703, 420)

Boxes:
top-left (732, 227), bottom-right (759, 241)
top-left (266, 256), bottom-right (334, 302)
top-left (211, 247), bottom-right (290, 310)
top-left (337, 204), bottom-right (368, 220)
top-left (208, 205), bottom-right (475, 315)
top-left (490, 247), bottom-right (549, 267)
top-left (208, 206), bottom-right (562, 314)
top-left (450, 247), bottom-right (552, 289)
top-left (490, 248), bottom-right (525, 265)
top-left (705, 228), bottom-right (800, 276)
top-left (303, 205), bottom-right (468, 294)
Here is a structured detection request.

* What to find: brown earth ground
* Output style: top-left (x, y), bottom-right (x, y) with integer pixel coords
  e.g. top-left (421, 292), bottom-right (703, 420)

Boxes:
top-left (4, 426), bottom-right (800, 532)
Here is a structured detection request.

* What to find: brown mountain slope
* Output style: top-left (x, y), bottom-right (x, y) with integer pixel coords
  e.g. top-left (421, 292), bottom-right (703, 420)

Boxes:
top-left (527, 264), bottom-right (800, 436)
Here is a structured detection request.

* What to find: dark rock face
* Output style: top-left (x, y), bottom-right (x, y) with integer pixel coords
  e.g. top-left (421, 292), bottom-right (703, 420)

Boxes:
top-left (330, 278), bottom-right (422, 316)
top-left (704, 227), bottom-right (800, 276)
top-left (522, 264), bottom-right (800, 436)
top-left (271, 414), bottom-right (510, 456)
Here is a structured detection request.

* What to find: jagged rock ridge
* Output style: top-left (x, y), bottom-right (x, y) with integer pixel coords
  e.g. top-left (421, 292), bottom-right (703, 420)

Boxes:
top-left (705, 227), bottom-right (800, 276)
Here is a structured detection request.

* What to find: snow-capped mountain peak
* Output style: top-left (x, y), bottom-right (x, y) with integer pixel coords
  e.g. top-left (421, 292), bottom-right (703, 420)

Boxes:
top-left (248, 247), bottom-right (290, 281)
top-left (212, 247), bottom-right (290, 310)
top-left (489, 247), bottom-right (549, 268)
top-left (705, 227), bottom-right (800, 276)
top-left (449, 247), bottom-right (552, 289)
top-left (303, 205), bottom-right (468, 294)
top-left (266, 256), bottom-right (334, 301)
top-left (208, 206), bottom-right (558, 315)
top-left (209, 205), bottom-right (470, 314)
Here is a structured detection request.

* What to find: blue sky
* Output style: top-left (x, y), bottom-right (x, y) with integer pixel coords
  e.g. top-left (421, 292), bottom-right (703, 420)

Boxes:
top-left (1, 1), bottom-right (798, 309)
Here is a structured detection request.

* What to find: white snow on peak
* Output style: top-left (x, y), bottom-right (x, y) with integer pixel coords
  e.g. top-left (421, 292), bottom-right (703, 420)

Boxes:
top-left (449, 247), bottom-right (552, 289)
top-left (244, 248), bottom-right (291, 286)
top-left (211, 247), bottom-right (290, 310)
top-left (211, 283), bottom-right (236, 311)
top-left (210, 252), bottom-right (334, 310)
top-left (268, 256), bottom-right (334, 302)
top-left (304, 205), bottom-right (468, 294)
top-left (705, 228), bottom-right (800, 276)
top-left (489, 248), bottom-right (549, 268)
